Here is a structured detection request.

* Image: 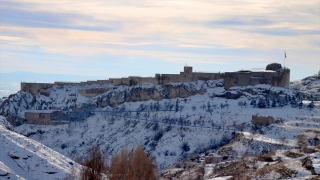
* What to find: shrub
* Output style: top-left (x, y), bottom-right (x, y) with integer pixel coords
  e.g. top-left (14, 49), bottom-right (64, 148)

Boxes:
top-left (170, 151), bottom-right (176, 156)
top-left (153, 130), bottom-right (164, 142)
top-left (164, 150), bottom-right (169, 156)
top-left (181, 142), bottom-right (190, 152)
top-left (208, 138), bottom-right (218, 149)
top-left (220, 133), bottom-right (232, 146)
top-left (61, 143), bottom-right (68, 149)
top-left (152, 123), bottom-right (159, 131)
top-left (165, 125), bottom-right (172, 132)
top-left (148, 141), bottom-right (158, 151)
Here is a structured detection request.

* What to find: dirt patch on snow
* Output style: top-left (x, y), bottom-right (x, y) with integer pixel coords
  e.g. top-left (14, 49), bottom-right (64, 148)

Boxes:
top-left (284, 151), bottom-right (304, 158)
top-left (258, 151), bottom-right (277, 162)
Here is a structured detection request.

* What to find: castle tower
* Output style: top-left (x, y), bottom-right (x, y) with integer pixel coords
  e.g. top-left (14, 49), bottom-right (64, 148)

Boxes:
top-left (183, 66), bottom-right (193, 80)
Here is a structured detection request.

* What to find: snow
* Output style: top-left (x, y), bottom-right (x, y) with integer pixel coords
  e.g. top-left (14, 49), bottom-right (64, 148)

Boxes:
top-left (232, 141), bottom-right (247, 156)
top-left (24, 110), bottom-right (58, 113)
top-left (1, 75), bottom-right (319, 176)
top-left (310, 152), bottom-right (320, 174)
top-left (291, 75), bottom-right (320, 97)
top-left (243, 132), bottom-right (297, 147)
top-left (8, 77), bottom-right (319, 168)
top-left (0, 116), bottom-right (13, 131)
top-left (253, 171), bottom-right (281, 180)
top-left (137, 83), bottom-right (155, 89)
top-left (207, 176), bottom-right (233, 180)
top-left (0, 116), bottom-right (81, 179)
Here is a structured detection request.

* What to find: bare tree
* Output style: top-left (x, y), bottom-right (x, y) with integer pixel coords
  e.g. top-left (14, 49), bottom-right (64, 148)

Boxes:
top-left (221, 119), bottom-right (227, 131)
top-left (109, 145), bottom-right (157, 180)
top-left (109, 147), bottom-right (130, 180)
top-left (207, 101), bottom-right (211, 111)
top-left (201, 104), bottom-right (206, 111)
top-left (232, 121), bottom-right (237, 133)
top-left (175, 99), bottom-right (179, 112)
top-left (238, 101), bottom-right (244, 108)
top-left (65, 165), bottom-right (78, 180)
top-left (127, 145), bottom-right (157, 180)
top-left (79, 145), bottom-right (107, 180)
top-left (179, 105), bottom-right (184, 112)
top-left (210, 120), bottom-right (216, 130)
top-left (236, 123), bottom-right (246, 133)
top-left (163, 101), bottom-right (169, 111)
top-left (280, 136), bottom-right (288, 150)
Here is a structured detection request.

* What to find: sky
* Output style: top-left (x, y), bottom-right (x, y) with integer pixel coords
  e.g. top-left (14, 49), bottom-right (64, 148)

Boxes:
top-left (0, 0), bottom-right (319, 85)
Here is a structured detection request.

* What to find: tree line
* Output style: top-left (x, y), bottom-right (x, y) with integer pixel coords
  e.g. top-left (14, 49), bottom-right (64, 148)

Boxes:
top-left (67, 145), bottom-right (157, 180)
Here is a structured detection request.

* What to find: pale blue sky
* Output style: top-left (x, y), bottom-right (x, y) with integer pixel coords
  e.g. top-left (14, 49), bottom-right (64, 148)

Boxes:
top-left (0, 0), bottom-right (319, 84)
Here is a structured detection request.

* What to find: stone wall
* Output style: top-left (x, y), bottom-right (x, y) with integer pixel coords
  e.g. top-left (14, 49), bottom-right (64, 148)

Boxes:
top-left (193, 72), bottom-right (224, 81)
top-left (39, 89), bottom-right (50, 96)
top-left (21, 82), bottom-right (54, 96)
top-left (252, 115), bottom-right (275, 126)
top-left (272, 68), bottom-right (290, 87)
top-left (25, 111), bottom-right (52, 125)
top-left (161, 74), bottom-right (184, 84)
top-left (224, 71), bottom-right (280, 89)
top-left (224, 64), bottom-right (290, 89)
top-left (25, 110), bottom-right (68, 125)
top-left (78, 88), bottom-right (113, 98)
top-left (20, 63), bottom-right (290, 97)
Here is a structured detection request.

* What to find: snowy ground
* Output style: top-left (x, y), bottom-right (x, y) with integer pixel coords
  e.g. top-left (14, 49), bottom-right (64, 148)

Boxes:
top-left (14, 87), bottom-right (320, 169)
top-left (0, 116), bottom-right (81, 179)
top-left (1, 75), bottom-right (319, 176)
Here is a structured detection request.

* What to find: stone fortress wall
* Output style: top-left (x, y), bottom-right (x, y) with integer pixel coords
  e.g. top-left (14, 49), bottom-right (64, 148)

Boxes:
top-left (252, 115), bottom-right (275, 126)
top-left (25, 110), bottom-right (69, 125)
top-left (21, 63), bottom-right (290, 97)
top-left (20, 63), bottom-right (290, 125)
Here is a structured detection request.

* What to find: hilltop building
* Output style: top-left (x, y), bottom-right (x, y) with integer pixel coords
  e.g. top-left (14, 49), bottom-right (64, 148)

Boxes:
top-left (21, 62), bottom-right (290, 125)
top-left (25, 110), bottom-right (69, 125)
top-left (21, 63), bottom-right (290, 96)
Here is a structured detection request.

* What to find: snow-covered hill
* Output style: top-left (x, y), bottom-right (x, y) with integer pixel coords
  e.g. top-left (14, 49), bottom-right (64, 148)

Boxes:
top-left (1, 75), bottom-right (319, 173)
top-left (0, 116), bottom-right (80, 179)
top-left (291, 74), bottom-right (320, 98)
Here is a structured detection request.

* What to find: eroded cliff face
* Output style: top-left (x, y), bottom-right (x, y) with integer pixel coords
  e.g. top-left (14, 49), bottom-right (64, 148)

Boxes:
top-left (0, 81), bottom-right (209, 126)
top-left (94, 82), bottom-right (206, 107)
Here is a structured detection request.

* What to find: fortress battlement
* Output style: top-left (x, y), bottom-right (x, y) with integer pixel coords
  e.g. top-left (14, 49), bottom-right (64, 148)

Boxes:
top-left (21, 63), bottom-right (290, 96)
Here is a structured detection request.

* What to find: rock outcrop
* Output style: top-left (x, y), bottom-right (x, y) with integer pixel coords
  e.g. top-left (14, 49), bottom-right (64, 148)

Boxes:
top-left (94, 83), bottom-right (205, 107)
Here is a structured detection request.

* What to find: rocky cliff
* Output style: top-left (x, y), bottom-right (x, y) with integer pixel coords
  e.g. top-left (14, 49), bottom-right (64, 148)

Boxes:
top-left (0, 80), bottom-right (211, 126)
top-left (0, 77), bottom-right (304, 127)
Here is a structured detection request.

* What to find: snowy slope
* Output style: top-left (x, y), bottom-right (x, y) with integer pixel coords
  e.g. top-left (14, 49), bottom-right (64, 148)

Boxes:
top-left (14, 84), bottom-right (320, 168)
top-left (1, 76), bottom-right (319, 170)
top-left (0, 116), bottom-right (81, 179)
top-left (291, 74), bottom-right (320, 98)
top-left (310, 152), bottom-right (320, 174)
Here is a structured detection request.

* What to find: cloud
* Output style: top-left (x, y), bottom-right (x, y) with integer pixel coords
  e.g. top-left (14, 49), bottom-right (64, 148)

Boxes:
top-left (250, 28), bottom-right (319, 36)
top-left (206, 17), bottom-right (319, 36)
top-left (0, 0), bottom-right (319, 81)
top-left (207, 18), bottom-right (275, 27)
top-left (0, 2), bottom-right (122, 32)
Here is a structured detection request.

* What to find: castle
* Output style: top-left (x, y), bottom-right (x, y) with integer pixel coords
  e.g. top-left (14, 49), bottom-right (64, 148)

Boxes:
top-left (21, 63), bottom-right (290, 97)
top-left (19, 63), bottom-right (289, 125)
